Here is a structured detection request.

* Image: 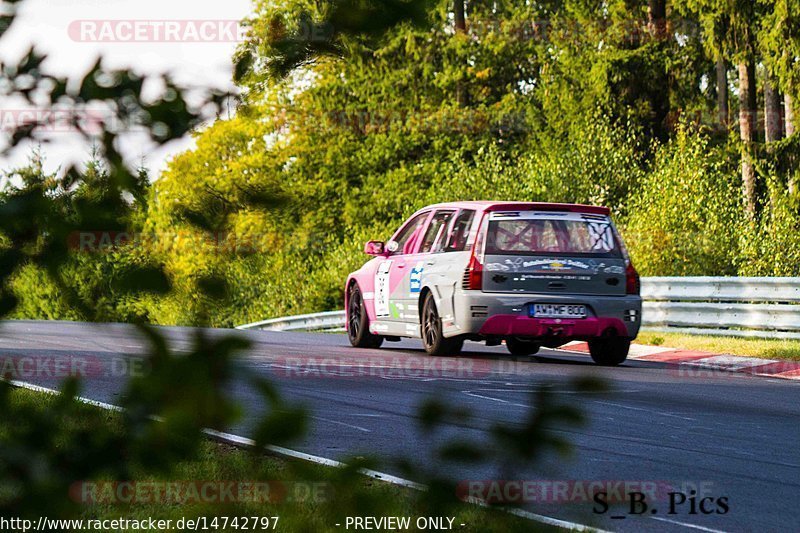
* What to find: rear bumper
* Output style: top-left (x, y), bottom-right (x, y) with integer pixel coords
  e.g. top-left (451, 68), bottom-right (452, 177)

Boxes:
top-left (478, 315), bottom-right (627, 338)
top-left (450, 291), bottom-right (642, 339)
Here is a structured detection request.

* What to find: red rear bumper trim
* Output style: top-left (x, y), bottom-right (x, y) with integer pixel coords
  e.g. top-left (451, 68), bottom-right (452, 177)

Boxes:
top-left (478, 315), bottom-right (628, 339)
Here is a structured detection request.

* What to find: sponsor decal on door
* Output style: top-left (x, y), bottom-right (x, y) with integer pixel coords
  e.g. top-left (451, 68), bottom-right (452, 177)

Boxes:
top-left (409, 261), bottom-right (424, 295)
top-left (374, 260), bottom-right (392, 317)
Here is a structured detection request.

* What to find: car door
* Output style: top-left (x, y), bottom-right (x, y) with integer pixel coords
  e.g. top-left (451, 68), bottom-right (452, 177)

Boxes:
top-left (398, 209), bottom-right (457, 323)
top-left (416, 209), bottom-right (475, 334)
top-left (373, 211), bottom-right (430, 324)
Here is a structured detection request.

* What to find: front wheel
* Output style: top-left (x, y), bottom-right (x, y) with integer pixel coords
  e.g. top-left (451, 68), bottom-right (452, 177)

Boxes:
top-left (421, 293), bottom-right (463, 356)
top-left (588, 337), bottom-right (630, 366)
top-left (347, 283), bottom-right (383, 348)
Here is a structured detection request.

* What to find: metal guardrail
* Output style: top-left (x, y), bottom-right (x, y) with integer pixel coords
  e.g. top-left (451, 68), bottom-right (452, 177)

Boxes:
top-left (236, 310), bottom-right (346, 332)
top-left (641, 277), bottom-right (800, 339)
top-left (238, 277), bottom-right (800, 339)
top-left (641, 276), bottom-right (800, 303)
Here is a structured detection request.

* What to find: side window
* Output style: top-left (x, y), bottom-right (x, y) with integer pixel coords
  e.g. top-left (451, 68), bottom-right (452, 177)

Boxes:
top-left (444, 209), bottom-right (476, 252)
top-left (391, 212), bottom-right (429, 255)
top-left (419, 210), bottom-right (455, 253)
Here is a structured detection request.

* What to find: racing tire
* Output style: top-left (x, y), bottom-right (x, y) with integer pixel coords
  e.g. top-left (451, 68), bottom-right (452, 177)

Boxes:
top-left (347, 283), bottom-right (383, 348)
top-left (421, 293), bottom-right (463, 356)
top-left (506, 337), bottom-right (541, 356)
top-left (588, 337), bottom-right (630, 366)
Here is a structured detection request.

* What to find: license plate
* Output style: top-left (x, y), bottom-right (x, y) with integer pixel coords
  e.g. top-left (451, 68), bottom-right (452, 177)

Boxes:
top-left (530, 304), bottom-right (587, 319)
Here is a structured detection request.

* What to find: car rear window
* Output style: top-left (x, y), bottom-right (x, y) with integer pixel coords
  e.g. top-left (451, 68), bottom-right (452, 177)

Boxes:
top-left (484, 213), bottom-right (621, 258)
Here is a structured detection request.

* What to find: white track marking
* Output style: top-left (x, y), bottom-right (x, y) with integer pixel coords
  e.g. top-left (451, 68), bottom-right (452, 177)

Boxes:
top-left (473, 387), bottom-right (643, 395)
top-left (9, 380), bottom-right (123, 412)
top-left (594, 400), bottom-right (697, 421)
top-left (462, 390), bottom-right (528, 408)
top-left (309, 415), bottom-right (371, 433)
top-left (650, 516), bottom-right (729, 532)
top-left (462, 496), bottom-right (613, 533)
top-left (462, 388), bottom-right (643, 408)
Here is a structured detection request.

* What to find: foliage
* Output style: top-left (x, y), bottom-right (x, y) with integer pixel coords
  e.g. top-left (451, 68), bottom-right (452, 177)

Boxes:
top-left (760, 0), bottom-right (800, 100)
top-left (3, 0), bottom-right (800, 526)
top-left (674, 0), bottom-right (763, 62)
top-left (738, 187), bottom-right (800, 276)
top-left (6, 0), bottom-right (800, 325)
top-left (0, 0), bottom-right (296, 523)
top-left (624, 124), bottom-right (743, 276)
top-left (0, 1), bottom-right (616, 528)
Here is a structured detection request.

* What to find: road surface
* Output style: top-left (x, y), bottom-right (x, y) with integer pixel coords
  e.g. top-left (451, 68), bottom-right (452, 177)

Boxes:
top-left (1, 320), bottom-right (798, 532)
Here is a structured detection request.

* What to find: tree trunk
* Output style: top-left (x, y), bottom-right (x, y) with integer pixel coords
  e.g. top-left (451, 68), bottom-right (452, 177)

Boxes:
top-left (454, 0), bottom-right (466, 33)
top-left (764, 79), bottom-right (783, 143)
top-left (738, 60), bottom-right (757, 216)
top-left (716, 58), bottom-right (729, 128)
top-left (788, 94), bottom-right (797, 195)
top-left (648, 0), bottom-right (667, 40)
top-left (454, 0), bottom-right (468, 107)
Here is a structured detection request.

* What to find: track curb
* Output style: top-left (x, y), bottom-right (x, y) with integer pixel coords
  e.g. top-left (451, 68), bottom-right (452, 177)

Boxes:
top-left (559, 342), bottom-right (800, 380)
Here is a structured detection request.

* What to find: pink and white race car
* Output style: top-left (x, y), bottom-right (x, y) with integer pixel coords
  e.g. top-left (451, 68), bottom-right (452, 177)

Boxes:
top-left (344, 202), bottom-right (641, 365)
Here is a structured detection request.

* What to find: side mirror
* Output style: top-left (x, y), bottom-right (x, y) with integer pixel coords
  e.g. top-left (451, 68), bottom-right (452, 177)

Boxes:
top-left (364, 240), bottom-right (385, 256)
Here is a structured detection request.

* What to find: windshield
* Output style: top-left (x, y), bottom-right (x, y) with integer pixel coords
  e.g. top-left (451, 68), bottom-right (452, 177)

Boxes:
top-left (484, 214), bottom-right (622, 258)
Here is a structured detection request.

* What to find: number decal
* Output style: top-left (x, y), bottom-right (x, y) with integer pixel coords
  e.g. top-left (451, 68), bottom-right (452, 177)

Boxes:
top-left (374, 260), bottom-right (392, 317)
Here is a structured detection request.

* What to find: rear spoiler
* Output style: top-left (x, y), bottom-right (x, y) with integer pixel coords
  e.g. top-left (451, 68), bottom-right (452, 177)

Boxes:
top-left (484, 203), bottom-right (611, 216)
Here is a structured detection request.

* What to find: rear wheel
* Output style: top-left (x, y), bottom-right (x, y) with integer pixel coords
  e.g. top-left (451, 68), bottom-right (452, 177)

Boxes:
top-left (506, 337), bottom-right (540, 356)
top-left (588, 337), bottom-right (630, 366)
top-left (347, 283), bottom-right (383, 348)
top-left (421, 293), bottom-right (463, 356)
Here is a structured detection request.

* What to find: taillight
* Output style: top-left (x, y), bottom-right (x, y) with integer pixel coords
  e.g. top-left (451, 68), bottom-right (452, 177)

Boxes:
top-left (626, 262), bottom-right (640, 295)
top-left (462, 213), bottom-right (487, 290)
top-left (463, 253), bottom-right (483, 290)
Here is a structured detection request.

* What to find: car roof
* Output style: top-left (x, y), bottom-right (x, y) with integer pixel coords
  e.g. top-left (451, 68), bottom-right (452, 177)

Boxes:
top-left (419, 201), bottom-right (611, 216)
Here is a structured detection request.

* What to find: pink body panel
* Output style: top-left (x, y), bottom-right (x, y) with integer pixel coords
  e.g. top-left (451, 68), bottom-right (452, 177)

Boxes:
top-left (345, 264), bottom-right (376, 326)
top-left (478, 315), bottom-right (628, 339)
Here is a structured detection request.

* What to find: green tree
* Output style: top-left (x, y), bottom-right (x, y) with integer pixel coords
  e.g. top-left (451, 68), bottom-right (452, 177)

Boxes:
top-left (145, 111), bottom-right (286, 325)
top-left (675, 0), bottom-right (766, 214)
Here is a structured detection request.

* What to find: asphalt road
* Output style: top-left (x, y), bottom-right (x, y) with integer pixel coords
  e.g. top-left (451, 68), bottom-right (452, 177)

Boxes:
top-left (2, 319), bottom-right (799, 533)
